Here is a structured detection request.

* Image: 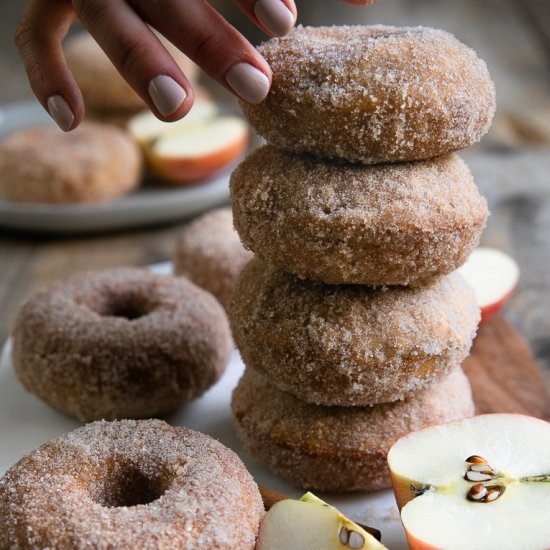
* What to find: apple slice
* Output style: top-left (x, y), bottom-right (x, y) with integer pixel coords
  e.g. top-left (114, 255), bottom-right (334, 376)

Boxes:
top-left (387, 414), bottom-right (550, 550)
top-left (458, 247), bottom-right (519, 324)
top-left (127, 97), bottom-right (218, 147)
top-left (256, 492), bottom-right (387, 550)
top-left (146, 116), bottom-right (248, 185)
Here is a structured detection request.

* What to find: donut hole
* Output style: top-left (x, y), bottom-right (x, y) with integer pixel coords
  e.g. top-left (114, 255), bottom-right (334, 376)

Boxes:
top-left (83, 292), bottom-right (153, 321)
top-left (92, 462), bottom-right (171, 508)
top-left (101, 297), bottom-right (149, 321)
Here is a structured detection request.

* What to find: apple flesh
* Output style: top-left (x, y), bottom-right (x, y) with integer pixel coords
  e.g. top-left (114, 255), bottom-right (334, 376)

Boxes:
top-left (146, 116), bottom-right (248, 185)
top-left (387, 414), bottom-right (550, 550)
top-left (127, 98), bottom-right (218, 147)
top-left (458, 247), bottom-right (519, 324)
top-left (256, 492), bottom-right (387, 550)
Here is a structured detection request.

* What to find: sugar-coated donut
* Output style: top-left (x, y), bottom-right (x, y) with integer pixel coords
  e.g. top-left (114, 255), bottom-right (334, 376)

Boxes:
top-left (12, 268), bottom-right (231, 421)
top-left (241, 26), bottom-right (495, 164)
top-left (231, 147), bottom-right (488, 286)
top-left (65, 32), bottom-right (198, 117)
top-left (0, 420), bottom-right (263, 549)
top-left (232, 367), bottom-right (474, 492)
top-left (174, 208), bottom-right (253, 309)
top-left (0, 123), bottom-right (142, 204)
top-left (230, 259), bottom-right (480, 407)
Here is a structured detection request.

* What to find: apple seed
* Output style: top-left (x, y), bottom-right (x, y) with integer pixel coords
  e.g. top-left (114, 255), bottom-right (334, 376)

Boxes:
top-left (464, 470), bottom-right (494, 482)
top-left (486, 486), bottom-right (505, 502)
top-left (339, 527), bottom-right (349, 545)
top-left (465, 455), bottom-right (488, 465)
top-left (468, 463), bottom-right (495, 474)
top-left (466, 483), bottom-right (488, 501)
top-left (348, 531), bottom-right (366, 549)
top-left (466, 483), bottom-right (505, 503)
top-left (339, 527), bottom-right (366, 549)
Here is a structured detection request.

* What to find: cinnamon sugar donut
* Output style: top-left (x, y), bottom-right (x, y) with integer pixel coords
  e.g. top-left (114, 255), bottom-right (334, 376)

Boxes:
top-left (0, 123), bottom-right (142, 204)
top-left (230, 259), bottom-right (480, 407)
top-left (231, 147), bottom-right (488, 286)
top-left (12, 268), bottom-right (231, 421)
top-left (241, 26), bottom-right (495, 164)
top-left (232, 367), bottom-right (474, 492)
top-left (0, 420), bottom-right (263, 549)
top-left (174, 208), bottom-right (253, 309)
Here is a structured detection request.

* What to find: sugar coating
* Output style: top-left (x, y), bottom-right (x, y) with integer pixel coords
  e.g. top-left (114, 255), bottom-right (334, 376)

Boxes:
top-left (11, 267), bottom-right (232, 421)
top-left (232, 367), bottom-right (474, 492)
top-left (242, 25), bottom-right (496, 164)
top-left (0, 420), bottom-right (263, 549)
top-left (230, 259), bottom-right (480, 406)
top-left (174, 207), bottom-right (253, 309)
top-left (231, 147), bottom-right (488, 286)
top-left (0, 123), bottom-right (142, 204)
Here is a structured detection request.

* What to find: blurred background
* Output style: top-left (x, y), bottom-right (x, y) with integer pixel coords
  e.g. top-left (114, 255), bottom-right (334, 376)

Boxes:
top-left (3, 0), bottom-right (550, 145)
top-left (0, 0), bottom-right (549, 385)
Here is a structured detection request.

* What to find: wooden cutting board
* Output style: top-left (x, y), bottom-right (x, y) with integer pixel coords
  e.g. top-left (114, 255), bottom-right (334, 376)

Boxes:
top-left (463, 315), bottom-right (550, 421)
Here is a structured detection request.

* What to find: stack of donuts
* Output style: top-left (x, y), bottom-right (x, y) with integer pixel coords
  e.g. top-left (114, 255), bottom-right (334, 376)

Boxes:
top-left (229, 25), bottom-right (495, 491)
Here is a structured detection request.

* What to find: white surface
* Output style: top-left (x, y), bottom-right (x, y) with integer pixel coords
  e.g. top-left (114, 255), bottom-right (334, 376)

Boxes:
top-left (0, 261), bottom-right (408, 548)
top-left (0, 102), bottom-right (231, 233)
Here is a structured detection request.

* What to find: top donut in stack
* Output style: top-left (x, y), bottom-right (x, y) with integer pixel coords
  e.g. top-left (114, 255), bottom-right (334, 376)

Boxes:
top-left (231, 25), bottom-right (494, 287)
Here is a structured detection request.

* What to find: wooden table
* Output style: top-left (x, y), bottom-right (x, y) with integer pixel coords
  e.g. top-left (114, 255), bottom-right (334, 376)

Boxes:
top-left (1, 0), bottom-right (550, 391)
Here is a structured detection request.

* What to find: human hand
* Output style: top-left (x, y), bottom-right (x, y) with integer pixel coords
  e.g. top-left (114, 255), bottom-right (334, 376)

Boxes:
top-left (15, 0), bottom-right (373, 131)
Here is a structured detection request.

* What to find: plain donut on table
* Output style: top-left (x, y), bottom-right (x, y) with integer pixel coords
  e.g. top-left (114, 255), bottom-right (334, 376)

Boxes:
top-left (0, 420), bottom-right (264, 549)
top-left (241, 25), bottom-right (495, 164)
top-left (229, 259), bottom-right (480, 407)
top-left (11, 267), bottom-right (232, 421)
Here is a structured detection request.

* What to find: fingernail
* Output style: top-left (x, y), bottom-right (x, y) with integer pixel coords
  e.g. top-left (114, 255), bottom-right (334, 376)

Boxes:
top-left (254, 0), bottom-right (296, 36)
top-left (47, 95), bottom-right (74, 132)
top-left (148, 75), bottom-right (186, 117)
top-left (226, 63), bottom-right (270, 104)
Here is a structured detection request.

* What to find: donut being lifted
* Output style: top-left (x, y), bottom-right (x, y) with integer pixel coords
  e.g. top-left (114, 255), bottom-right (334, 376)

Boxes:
top-left (11, 267), bottom-right (231, 421)
top-left (0, 420), bottom-right (263, 549)
top-left (241, 26), bottom-right (496, 164)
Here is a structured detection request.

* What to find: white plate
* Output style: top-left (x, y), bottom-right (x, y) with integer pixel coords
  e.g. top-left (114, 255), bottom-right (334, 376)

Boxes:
top-left (0, 261), bottom-right (407, 549)
top-left (0, 102), bottom-right (231, 233)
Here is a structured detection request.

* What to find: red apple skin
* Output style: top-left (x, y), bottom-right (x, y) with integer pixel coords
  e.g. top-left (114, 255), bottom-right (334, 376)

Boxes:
top-left (405, 529), bottom-right (443, 550)
top-left (148, 132), bottom-right (248, 185)
top-left (479, 287), bottom-right (516, 325)
top-left (390, 474), bottom-right (416, 512)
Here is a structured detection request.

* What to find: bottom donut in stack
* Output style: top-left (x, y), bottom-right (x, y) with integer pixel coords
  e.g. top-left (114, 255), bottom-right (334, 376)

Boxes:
top-left (232, 367), bottom-right (474, 492)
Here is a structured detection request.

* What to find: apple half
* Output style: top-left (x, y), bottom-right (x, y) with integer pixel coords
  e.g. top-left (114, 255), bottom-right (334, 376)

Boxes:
top-left (145, 116), bottom-right (248, 185)
top-left (127, 98), bottom-right (218, 147)
top-left (387, 414), bottom-right (550, 550)
top-left (256, 492), bottom-right (387, 550)
top-left (458, 247), bottom-right (519, 324)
